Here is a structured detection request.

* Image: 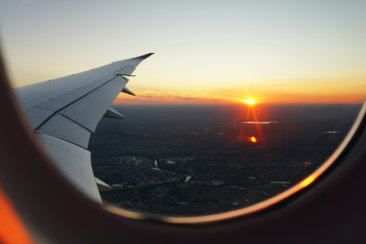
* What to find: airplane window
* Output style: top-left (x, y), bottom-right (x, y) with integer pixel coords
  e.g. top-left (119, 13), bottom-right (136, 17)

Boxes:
top-left (1, 1), bottom-right (365, 221)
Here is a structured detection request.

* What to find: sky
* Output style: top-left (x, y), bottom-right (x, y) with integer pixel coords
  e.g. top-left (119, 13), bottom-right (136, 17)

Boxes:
top-left (1, 0), bottom-right (365, 104)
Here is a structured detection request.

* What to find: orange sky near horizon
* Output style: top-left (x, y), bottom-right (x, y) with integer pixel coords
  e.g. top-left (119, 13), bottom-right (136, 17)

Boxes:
top-left (115, 76), bottom-right (366, 105)
top-left (114, 88), bottom-right (366, 105)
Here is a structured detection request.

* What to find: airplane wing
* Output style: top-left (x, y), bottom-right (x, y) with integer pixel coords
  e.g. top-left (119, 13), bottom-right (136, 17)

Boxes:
top-left (13, 53), bottom-right (153, 203)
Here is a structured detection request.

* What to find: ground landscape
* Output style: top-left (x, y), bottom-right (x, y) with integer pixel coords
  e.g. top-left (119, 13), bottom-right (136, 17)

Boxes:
top-left (89, 104), bottom-right (361, 216)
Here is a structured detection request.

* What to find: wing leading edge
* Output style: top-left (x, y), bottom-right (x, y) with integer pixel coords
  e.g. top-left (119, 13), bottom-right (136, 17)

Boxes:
top-left (14, 53), bottom-right (153, 202)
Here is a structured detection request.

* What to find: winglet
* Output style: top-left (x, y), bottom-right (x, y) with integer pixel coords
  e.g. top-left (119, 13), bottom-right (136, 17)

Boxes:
top-left (132, 53), bottom-right (154, 60)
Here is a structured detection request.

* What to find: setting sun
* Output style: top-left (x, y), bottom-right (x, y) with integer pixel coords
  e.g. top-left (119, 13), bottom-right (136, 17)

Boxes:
top-left (244, 99), bottom-right (255, 105)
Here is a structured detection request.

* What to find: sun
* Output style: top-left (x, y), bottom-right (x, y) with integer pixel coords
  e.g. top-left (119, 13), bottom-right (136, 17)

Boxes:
top-left (243, 98), bottom-right (255, 105)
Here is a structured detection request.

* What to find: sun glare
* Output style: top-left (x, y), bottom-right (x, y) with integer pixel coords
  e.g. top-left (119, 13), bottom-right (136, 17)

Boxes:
top-left (300, 175), bottom-right (316, 188)
top-left (249, 136), bottom-right (257, 143)
top-left (244, 99), bottom-right (255, 105)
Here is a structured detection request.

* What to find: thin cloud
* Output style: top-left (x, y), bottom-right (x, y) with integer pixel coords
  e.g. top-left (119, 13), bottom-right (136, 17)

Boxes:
top-left (114, 87), bottom-right (365, 105)
top-left (114, 89), bottom-right (234, 105)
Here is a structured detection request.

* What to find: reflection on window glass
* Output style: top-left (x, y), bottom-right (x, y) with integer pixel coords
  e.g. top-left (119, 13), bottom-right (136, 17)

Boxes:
top-left (90, 103), bottom-right (361, 215)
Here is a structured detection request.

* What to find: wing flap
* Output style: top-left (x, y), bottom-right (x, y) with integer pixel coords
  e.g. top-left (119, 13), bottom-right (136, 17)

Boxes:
top-left (37, 134), bottom-right (101, 202)
top-left (38, 114), bottom-right (91, 148)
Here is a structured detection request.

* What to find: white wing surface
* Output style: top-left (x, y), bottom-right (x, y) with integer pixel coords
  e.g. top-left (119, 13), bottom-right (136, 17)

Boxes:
top-left (13, 53), bottom-right (153, 202)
